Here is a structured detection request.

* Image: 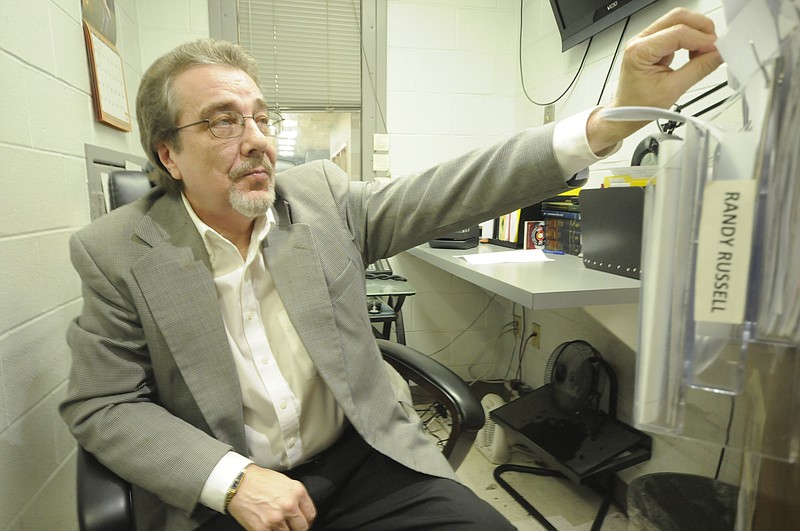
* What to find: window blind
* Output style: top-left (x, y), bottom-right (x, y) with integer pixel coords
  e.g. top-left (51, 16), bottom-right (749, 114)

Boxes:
top-left (237, 0), bottom-right (362, 111)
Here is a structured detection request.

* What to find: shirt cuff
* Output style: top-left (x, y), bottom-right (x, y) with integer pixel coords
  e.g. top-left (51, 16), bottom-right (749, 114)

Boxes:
top-left (553, 107), bottom-right (622, 181)
top-left (199, 452), bottom-right (253, 513)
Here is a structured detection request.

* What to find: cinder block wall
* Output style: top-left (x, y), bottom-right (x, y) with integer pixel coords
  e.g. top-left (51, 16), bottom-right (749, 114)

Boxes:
top-left (0, 1), bottom-right (208, 528)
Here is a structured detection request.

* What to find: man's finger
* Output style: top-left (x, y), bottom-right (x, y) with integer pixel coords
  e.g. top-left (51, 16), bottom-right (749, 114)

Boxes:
top-left (638, 7), bottom-right (717, 39)
top-left (285, 511), bottom-right (310, 531)
top-left (672, 49), bottom-right (724, 90)
top-left (298, 496), bottom-right (317, 524)
top-left (631, 24), bottom-right (719, 68)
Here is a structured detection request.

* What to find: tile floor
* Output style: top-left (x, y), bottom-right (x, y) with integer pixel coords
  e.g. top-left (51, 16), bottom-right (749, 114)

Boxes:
top-left (456, 443), bottom-right (629, 531)
top-left (415, 382), bottom-right (629, 531)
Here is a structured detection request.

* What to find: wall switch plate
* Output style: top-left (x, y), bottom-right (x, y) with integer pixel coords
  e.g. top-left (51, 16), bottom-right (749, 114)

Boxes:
top-left (544, 104), bottom-right (556, 124)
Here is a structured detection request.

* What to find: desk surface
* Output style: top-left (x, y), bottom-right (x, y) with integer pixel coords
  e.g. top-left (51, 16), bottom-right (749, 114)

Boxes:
top-left (405, 244), bottom-right (639, 310)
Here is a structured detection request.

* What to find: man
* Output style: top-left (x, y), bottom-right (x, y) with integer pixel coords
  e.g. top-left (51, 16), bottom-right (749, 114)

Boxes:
top-left (61, 8), bottom-right (722, 531)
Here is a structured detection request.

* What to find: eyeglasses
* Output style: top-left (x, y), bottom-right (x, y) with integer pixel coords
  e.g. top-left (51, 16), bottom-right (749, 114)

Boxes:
top-left (175, 110), bottom-right (284, 138)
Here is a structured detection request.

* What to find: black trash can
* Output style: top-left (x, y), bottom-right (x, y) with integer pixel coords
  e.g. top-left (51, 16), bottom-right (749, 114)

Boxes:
top-left (627, 473), bottom-right (739, 530)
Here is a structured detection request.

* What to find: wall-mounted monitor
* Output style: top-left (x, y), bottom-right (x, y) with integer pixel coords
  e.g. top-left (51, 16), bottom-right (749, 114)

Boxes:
top-left (549, 0), bottom-right (658, 51)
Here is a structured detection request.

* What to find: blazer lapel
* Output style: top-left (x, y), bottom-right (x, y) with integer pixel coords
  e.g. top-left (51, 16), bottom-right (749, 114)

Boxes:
top-left (263, 210), bottom-right (347, 387)
top-left (130, 196), bottom-right (247, 451)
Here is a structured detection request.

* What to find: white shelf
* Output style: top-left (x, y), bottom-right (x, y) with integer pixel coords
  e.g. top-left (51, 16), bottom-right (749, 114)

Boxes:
top-left (405, 243), bottom-right (640, 310)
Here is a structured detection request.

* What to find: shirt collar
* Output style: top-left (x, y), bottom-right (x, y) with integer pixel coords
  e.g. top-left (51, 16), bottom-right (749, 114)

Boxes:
top-left (181, 193), bottom-right (274, 264)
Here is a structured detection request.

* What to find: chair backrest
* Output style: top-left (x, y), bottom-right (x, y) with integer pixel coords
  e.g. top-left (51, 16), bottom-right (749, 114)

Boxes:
top-left (107, 170), bottom-right (153, 210)
top-left (106, 157), bottom-right (297, 212)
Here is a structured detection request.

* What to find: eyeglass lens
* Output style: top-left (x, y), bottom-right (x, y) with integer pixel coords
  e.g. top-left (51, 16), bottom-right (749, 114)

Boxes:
top-left (207, 111), bottom-right (283, 138)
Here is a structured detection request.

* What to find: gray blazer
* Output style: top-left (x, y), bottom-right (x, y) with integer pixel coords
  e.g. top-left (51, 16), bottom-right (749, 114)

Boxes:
top-left (61, 125), bottom-right (571, 529)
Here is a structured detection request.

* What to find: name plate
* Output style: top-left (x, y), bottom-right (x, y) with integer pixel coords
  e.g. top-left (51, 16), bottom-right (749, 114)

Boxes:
top-left (694, 179), bottom-right (757, 324)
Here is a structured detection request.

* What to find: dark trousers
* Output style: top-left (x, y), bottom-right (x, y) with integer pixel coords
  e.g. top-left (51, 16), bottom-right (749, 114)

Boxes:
top-left (202, 427), bottom-right (515, 530)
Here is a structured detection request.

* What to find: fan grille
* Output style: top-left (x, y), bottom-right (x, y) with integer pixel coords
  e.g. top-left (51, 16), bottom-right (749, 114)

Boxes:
top-left (544, 340), bottom-right (607, 414)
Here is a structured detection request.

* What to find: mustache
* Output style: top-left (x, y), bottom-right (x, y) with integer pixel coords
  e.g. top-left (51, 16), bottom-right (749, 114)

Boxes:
top-left (230, 157), bottom-right (274, 182)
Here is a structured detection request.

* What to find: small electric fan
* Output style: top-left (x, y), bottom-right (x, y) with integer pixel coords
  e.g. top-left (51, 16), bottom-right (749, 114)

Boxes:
top-left (544, 340), bottom-right (617, 418)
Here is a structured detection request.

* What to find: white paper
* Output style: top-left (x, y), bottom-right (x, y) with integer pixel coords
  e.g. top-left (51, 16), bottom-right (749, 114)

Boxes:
top-left (716, 0), bottom-right (779, 87)
top-left (100, 170), bottom-right (111, 214)
top-left (479, 219), bottom-right (495, 238)
top-left (458, 249), bottom-right (553, 265)
top-left (373, 133), bottom-right (390, 152)
top-left (372, 153), bottom-right (389, 171)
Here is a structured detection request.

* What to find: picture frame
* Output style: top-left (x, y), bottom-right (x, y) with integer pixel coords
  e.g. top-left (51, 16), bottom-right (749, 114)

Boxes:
top-left (83, 21), bottom-right (131, 131)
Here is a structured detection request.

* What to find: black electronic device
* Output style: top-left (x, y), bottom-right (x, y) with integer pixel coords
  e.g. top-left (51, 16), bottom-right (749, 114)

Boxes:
top-left (489, 340), bottom-right (651, 530)
top-left (491, 340), bottom-right (646, 482)
top-left (429, 226), bottom-right (480, 250)
top-left (548, 0), bottom-right (658, 51)
top-left (366, 259), bottom-right (393, 276)
top-left (580, 186), bottom-right (645, 279)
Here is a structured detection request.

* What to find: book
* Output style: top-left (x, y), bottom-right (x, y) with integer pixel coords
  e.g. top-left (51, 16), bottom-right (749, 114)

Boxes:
top-left (545, 227), bottom-right (581, 245)
top-left (524, 220), bottom-right (546, 250)
top-left (544, 217), bottom-right (581, 231)
top-left (543, 193), bottom-right (580, 202)
top-left (541, 200), bottom-right (580, 212)
top-left (545, 240), bottom-right (582, 255)
top-left (542, 209), bottom-right (581, 220)
top-left (497, 210), bottom-right (521, 243)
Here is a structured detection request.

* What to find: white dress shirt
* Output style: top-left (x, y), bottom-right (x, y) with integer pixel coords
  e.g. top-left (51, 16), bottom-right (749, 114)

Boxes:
top-left (185, 198), bottom-right (346, 513)
top-left (196, 109), bottom-right (619, 512)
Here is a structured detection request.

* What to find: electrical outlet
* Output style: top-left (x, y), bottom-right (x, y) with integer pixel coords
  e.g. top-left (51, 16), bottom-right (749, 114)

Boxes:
top-left (529, 322), bottom-right (541, 349)
top-left (544, 104), bottom-right (556, 124)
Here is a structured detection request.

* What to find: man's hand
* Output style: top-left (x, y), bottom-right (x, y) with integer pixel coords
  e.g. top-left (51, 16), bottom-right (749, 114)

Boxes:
top-left (227, 465), bottom-right (316, 530)
top-left (587, 8), bottom-right (724, 154)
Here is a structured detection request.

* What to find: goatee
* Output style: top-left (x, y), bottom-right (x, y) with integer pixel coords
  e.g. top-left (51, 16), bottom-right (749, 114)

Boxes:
top-left (229, 158), bottom-right (276, 217)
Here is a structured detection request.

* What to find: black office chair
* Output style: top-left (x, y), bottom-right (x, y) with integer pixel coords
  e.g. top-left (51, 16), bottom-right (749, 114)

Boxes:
top-left (75, 169), bottom-right (485, 531)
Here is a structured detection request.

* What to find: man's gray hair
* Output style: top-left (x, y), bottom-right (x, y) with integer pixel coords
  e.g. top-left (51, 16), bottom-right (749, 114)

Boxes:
top-left (136, 39), bottom-right (261, 196)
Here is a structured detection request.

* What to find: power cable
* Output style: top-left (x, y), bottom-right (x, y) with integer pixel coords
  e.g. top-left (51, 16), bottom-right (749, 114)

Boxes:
top-left (519, 0), bottom-right (591, 106)
top-left (431, 294), bottom-right (498, 357)
top-left (596, 17), bottom-right (631, 106)
top-left (714, 395), bottom-right (737, 481)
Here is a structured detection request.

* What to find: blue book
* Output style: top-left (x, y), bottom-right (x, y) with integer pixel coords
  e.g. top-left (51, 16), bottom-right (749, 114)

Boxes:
top-left (542, 209), bottom-right (581, 220)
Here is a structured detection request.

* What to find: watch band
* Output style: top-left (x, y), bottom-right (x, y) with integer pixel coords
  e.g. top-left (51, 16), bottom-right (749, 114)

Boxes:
top-left (223, 467), bottom-right (249, 514)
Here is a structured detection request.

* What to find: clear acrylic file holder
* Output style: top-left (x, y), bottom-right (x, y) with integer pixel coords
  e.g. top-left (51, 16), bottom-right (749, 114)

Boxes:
top-left (603, 57), bottom-right (800, 459)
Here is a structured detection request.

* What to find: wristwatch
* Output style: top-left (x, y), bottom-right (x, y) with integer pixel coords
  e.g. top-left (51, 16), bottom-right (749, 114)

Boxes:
top-left (224, 467), bottom-right (249, 514)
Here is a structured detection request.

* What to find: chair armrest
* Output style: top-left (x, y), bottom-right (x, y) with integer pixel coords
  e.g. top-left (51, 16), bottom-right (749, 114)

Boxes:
top-left (77, 446), bottom-right (134, 531)
top-left (376, 339), bottom-right (484, 468)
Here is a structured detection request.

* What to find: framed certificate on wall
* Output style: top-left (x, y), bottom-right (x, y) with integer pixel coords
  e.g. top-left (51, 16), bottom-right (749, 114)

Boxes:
top-left (83, 22), bottom-right (131, 131)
